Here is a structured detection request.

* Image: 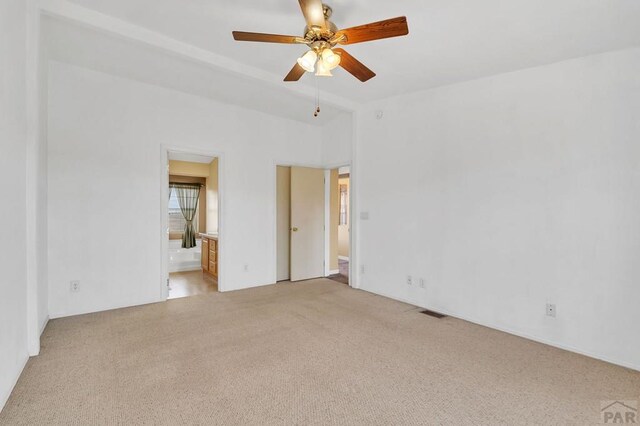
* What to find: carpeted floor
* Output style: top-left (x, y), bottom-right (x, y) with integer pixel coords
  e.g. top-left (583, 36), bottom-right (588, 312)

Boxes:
top-left (1, 279), bottom-right (638, 425)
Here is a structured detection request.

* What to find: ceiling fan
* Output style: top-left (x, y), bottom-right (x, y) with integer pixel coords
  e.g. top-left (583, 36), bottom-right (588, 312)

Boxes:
top-left (232, 0), bottom-right (409, 83)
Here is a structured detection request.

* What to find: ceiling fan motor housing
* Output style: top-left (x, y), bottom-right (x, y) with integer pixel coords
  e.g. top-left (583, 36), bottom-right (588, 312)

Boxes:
top-left (303, 3), bottom-right (338, 43)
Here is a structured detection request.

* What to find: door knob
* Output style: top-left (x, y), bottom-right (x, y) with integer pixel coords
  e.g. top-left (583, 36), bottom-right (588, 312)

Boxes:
top-left (291, 227), bottom-right (299, 232)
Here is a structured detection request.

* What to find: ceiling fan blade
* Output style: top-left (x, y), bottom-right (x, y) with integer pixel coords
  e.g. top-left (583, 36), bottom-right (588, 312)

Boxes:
top-left (335, 16), bottom-right (409, 45)
top-left (232, 31), bottom-right (304, 44)
top-left (284, 63), bottom-right (306, 82)
top-left (333, 48), bottom-right (376, 82)
top-left (298, 0), bottom-right (326, 31)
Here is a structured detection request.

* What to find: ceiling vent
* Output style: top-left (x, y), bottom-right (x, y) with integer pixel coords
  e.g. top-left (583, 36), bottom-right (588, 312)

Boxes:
top-left (420, 309), bottom-right (447, 319)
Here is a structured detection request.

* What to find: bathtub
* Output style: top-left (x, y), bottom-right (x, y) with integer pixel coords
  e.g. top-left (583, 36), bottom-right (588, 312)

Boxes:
top-left (168, 239), bottom-right (202, 272)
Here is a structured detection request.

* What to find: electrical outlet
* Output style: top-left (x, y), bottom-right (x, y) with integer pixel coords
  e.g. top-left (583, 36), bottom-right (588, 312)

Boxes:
top-left (546, 303), bottom-right (556, 318)
top-left (419, 278), bottom-right (426, 289)
top-left (407, 275), bottom-right (413, 286)
top-left (243, 264), bottom-right (249, 272)
top-left (360, 265), bottom-right (365, 274)
top-left (70, 280), bottom-right (80, 292)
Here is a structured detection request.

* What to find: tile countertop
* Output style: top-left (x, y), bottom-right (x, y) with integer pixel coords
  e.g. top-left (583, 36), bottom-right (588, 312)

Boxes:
top-left (199, 233), bottom-right (218, 240)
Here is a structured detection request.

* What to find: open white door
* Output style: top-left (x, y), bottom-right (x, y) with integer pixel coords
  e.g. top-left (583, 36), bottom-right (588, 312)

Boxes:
top-left (290, 166), bottom-right (325, 281)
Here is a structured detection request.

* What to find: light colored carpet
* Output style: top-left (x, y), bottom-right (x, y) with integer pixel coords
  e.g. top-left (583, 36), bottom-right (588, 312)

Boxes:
top-left (1, 279), bottom-right (638, 425)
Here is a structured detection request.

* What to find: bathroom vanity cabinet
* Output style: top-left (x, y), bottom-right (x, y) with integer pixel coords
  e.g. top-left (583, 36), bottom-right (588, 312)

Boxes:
top-left (200, 234), bottom-right (218, 279)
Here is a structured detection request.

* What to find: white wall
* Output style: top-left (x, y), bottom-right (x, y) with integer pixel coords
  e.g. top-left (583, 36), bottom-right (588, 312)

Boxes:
top-left (355, 48), bottom-right (640, 370)
top-left (47, 62), bottom-right (324, 318)
top-left (26, 1), bottom-right (49, 356)
top-left (322, 113), bottom-right (353, 167)
top-left (0, 0), bottom-right (29, 409)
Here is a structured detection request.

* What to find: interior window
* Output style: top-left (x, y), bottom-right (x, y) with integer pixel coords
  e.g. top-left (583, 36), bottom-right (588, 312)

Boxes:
top-left (168, 188), bottom-right (199, 235)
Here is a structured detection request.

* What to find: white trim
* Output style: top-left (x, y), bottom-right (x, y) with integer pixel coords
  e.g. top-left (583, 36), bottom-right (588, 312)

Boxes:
top-left (324, 169), bottom-right (331, 277)
top-left (26, 0), bottom-right (42, 358)
top-left (324, 161), bottom-right (352, 171)
top-left (162, 145), bottom-right (225, 296)
top-left (271, 160), bottom-right (327, 284)
top-left (328, 269), bottom-right (340, 275)
top-left (323, 162), bottom-right (352, 286)
top-left (49, 297), bottom-right (162, 320)
top-left (360, 286), bottom-right (640, 373)
top-left (160, 147), bottom-right (169, 300)
top-left (349, 111), bottom-right (358, 289)
top-left (338, 256), bottom-right (349, 261)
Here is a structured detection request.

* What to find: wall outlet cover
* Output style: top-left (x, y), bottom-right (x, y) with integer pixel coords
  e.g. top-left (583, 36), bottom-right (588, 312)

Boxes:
top-left (546, 303), bottom-right (556, 317)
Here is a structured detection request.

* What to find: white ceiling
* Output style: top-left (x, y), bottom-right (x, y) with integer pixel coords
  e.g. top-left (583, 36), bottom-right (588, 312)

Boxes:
top-left (42, 16), bottom-right (349, 125)
top-left (66, 0), bottom-right (640, 103)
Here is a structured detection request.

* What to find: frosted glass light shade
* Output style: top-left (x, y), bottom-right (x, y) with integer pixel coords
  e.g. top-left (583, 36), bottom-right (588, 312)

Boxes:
top-left (321, 48), bottom-right (341, 70)
top-left (315, 58), bottom-right (333, 77)
top-left (297, 50), bottom-right (318, 72)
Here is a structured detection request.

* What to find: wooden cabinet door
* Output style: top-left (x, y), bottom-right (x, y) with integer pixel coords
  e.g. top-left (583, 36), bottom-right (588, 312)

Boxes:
top-left (201, 238), bottom-right (209, 270)
top-left (209, 240), bottom-right (217, 278)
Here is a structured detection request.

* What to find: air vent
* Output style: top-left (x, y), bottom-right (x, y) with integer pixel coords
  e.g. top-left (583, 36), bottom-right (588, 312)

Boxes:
top-left (420, 309), bottom-right (447, 319)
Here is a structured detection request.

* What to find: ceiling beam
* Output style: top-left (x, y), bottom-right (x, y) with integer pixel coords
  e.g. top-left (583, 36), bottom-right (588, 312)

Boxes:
top-left (37, 0), bottom-right (360, 112)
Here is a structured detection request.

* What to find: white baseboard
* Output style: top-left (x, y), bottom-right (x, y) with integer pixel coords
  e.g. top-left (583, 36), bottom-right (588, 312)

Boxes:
top-left (359, 286), bottom-right (640, 373)
top-left (328, 269), bottom-right (339, 275)
top-left (338, 256), bottom-right (349, 261)
top-left (49, 297), bottom-right (163, 319)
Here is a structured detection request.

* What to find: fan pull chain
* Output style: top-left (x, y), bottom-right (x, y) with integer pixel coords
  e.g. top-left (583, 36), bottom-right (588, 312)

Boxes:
top-left (314, 77), bottom-right (321, 117)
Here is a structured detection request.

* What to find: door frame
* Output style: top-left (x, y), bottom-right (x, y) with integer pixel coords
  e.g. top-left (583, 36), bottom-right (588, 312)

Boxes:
top-left (324, 162), bottom-right (352, 287)
top-left (272, 161), bottom-right (353, 288)
top-left (271, 160), bottom-right (326, 284)
top-left (160, 145), bottom-right (226, 299)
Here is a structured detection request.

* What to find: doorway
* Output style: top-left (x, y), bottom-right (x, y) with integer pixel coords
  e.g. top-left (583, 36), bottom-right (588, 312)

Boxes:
top-left (276, 165), bottom-right (326, 282)
top-left (165, 151), bottom-right (220, 299)
top-left (327, 166), bottom-right (350, 285)
top-left (276, 164), bottom-right (351, 285)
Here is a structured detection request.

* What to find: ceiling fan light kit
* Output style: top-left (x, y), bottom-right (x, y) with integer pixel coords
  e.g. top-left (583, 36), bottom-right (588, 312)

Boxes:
top-left (314, 57), bottom-right (333, 77)
top-left (232, 0), bottom-right (409, 83)
top-left (297, 49), bottom-right (318, 72)
top-left (320, 47), bottom-right (340, 70)
top-left (296, 42), bottom-right (340, 76)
